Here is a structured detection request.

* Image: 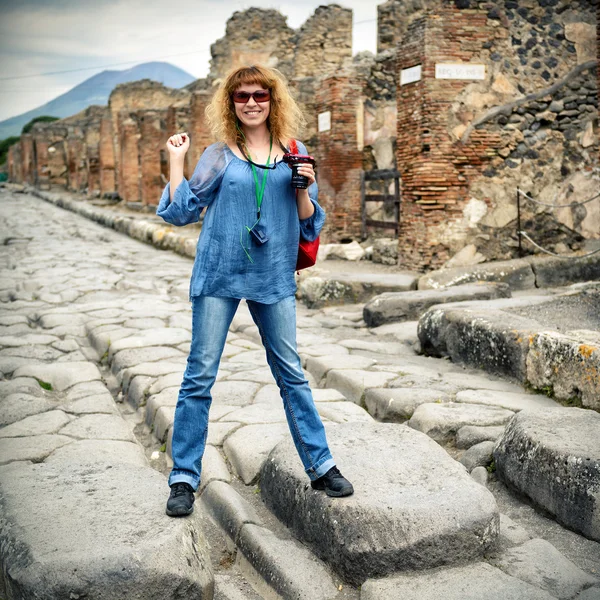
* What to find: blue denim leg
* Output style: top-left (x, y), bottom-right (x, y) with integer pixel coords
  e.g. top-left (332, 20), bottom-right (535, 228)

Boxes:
top-left (169, 295), bottom-right (240, 490)
top-left (247, 296), bottom-right (336, 480)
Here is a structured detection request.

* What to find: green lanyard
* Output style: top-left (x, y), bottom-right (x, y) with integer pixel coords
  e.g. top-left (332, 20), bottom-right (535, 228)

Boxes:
top-left (246, 135), bottom-right (272, 221)
top-left (239, 134), bottom-right (272, 262)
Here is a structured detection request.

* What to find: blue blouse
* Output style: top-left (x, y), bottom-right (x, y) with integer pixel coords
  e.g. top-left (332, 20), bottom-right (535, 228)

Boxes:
top-left (156, 141), bottom-right (325, 304)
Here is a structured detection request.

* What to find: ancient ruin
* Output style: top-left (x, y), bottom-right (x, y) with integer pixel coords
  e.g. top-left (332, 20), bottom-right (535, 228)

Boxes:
top-left (6, 0), bottom-right (599, 270)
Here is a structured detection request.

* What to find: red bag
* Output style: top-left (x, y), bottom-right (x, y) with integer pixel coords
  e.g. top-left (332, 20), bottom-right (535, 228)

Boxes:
top-left (289, 139), bottom-right (320, 271)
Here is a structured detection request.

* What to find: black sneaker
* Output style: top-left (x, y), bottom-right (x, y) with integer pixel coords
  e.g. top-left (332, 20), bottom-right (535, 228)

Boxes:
top-left (166, 482), bottom-right (195, 516)
top-left (311, 467), bottom-right (354, 497)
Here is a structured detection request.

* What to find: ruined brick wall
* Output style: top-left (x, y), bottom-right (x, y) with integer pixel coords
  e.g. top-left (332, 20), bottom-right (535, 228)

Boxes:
top-left (395, 0), bottom-right (598, 270)
top-left (377, 0), bottom-right (431, 53)
top-left (315, 74), bottom-right (364, 241)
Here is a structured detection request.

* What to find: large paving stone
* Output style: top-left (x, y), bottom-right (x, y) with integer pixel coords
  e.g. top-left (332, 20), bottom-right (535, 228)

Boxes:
top-left (365, 388), bottom-right (453, 421)
top-left (261, 422), bottom-right (499, 585)
top-left (0, 434), bottom-right (73, 465)
top-left (456, 425), bottom-right (506, 449)
top-left (363, 283), bottom-right (511, 327)
top-left (528, 253), bottom-right (600, 288)
top-left (494, 408), bottom-right (600, 542)
top-left (360, 562), bottom-right (555, 600)
top-left (223, 423), bottom-right (289, 484)
top-left (0, 409), bottom-right (72, 437)
top-left (305, 355), bottom-right (377, 383)
top-left (107, 327), bottom-right (191, 359)
top-left (418, 259), bottom-right (535, 291)
top-left (455, 389), bottom-right (560, 412)
top-left (490, 538), bottom-right (599, 599)
top-left (526, 331), bottom-right (600, 410)
top-left (326, 369), bottom-right (398, 405)
top-left (0, 462), bottom-right (213, 599)
top-left (418, 306), bottom-right (542, 382)
top-left (12, 361), bottom-right (102, 391)
top-left (211, 380), bottom-right (261, 406)
top-left (45, 439), bottom-right (147, 467)
top-left (409, 402), bottom-right (515, 443)
top-left (110, 345), bottom-right (185, 374)
top-left (0, 392), bottom-right (58, 426)
top-left (58, 414), bottom-right (136, 442)
top-left (220, 403), bottom-right (287, 425)
top-left (316, 401), bottom-right (374, 423)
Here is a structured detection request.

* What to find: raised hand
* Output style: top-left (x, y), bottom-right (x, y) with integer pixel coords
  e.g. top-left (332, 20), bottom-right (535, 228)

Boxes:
top-left (166, 132), bottom-right (190, 161)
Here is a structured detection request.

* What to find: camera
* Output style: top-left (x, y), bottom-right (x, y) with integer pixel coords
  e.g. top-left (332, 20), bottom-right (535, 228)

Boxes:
top-left (282, 153), bottom-right (316, 189)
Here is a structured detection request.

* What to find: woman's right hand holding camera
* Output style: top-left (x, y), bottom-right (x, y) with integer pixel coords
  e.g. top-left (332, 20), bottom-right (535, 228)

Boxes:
top-left (167, 132), bottom-right (190, 161)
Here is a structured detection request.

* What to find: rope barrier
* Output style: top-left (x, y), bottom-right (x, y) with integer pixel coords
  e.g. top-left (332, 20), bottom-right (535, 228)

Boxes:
top-left (517, 187), bottom-right (600, 208)
top-left (519, 231), bottom-right (600, 259)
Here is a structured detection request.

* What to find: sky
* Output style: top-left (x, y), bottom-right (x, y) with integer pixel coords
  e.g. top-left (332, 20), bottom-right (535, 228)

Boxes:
top-left (0, 0), bottom-right (380, 122)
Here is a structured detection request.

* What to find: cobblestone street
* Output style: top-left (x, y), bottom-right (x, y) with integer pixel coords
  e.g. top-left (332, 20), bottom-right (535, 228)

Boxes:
top-left (1, 188), bottom-right (599, 599)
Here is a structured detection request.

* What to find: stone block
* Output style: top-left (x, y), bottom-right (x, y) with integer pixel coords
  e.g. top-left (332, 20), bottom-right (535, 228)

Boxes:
top-left (201, 481), bottom-right (262, 542)
top-left (0, 462), bottom-right (213, 599)
top-left (365, 388), bottom-right (452, 421)
top-left (237, 524), bottom-right (338, 600)
top-left (0, 393), bottom-right (57, 427)
top-left (499, 514), bottom-right (532, 547)
top-left (527, 254), bottom-right (600, 289)
top-left (526, 331), bottom-right (600, 410)
top-left (316, 401), bottom-right (374, 423)
top-left (58, 414), bottom-right (136, 442)
top-left (455, 389), bottom-right (559, 412)
top-left (409, 403), bottom-right (515, 443)
top-left (223, 423), bottom-right (289, 484)
top-left (0, 434), bottom-right (73, 465)
top-left (364, 283), bottom-right (511, 327)
top-left (418, 259), bottom-right (535, 291)
top-left (261, 423), bottom-right (498, 585)
top-left (490, 538), bottom-right (598, 599)
top-left (360, 562), bottom-right (555, 600)
top-left (494, 408), bottom-right (600, 542)
top-left (326, 369), bottom-right (398, 405)
top-left (13, 361), bottom-right (102, 392)
top-left (305, 354), bottom-right (377, 383)
top-left (456, 425), bottom-right (506, 449)
top-left (0, 409), bottom-right (72, 438)
top-left (199, 445), bottom-right (231, 491)
top-left (45, 439), bottom-right (147, 467)
top-left (460, 441), bottom-right (496, 471)
top-left (211, 380), bottom-right (261, 406)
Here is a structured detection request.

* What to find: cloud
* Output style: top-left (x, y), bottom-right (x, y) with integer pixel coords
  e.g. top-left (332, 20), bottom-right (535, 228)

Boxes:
top-left (0, 0), bottom-right (378, 122)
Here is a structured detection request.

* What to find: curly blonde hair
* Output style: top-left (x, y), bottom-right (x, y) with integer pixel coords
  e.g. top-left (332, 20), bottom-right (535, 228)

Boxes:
top-left (205, 65), bottom-right (305, 147)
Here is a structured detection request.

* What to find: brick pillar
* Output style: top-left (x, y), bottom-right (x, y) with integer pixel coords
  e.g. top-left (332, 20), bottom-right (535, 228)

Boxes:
top-left (8, 144), bottom-right (22, 182)
top-left (138, 109), bottom-right (164, 206)
top-left (314, 75), bottom-right (363, 241)
top-left (85, 125), bottom-right (101, 196)
top-left (33, 135), bottom-right (50, 189)
top-left (21, 135), bottom-right (34, 185)
top-left (189, 91), bottom-right (215, 171)
top-left (118, 116), bottom-right (141, 202)
top-left (65, 133), bottom-right (86, 192)
top-left (396, 7), bottom-right (500, 270)
top-left (99, 115), bottom-right (116, 196)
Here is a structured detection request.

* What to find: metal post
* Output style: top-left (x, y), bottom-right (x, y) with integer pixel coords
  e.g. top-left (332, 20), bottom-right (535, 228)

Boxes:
top-left (517, 188), bottom-right (523, 257)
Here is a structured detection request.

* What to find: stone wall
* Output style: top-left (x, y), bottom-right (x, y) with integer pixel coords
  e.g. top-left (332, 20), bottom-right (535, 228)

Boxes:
top-left (394, 0), bottom-right (598, 270)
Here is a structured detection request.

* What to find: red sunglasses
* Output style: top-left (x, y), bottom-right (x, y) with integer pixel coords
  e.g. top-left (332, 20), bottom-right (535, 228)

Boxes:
top-left (231, 90), bottom-right (271, 104)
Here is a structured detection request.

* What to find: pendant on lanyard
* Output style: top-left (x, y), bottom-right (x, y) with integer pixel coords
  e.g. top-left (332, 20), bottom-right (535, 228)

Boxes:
top-left (239, 134), bottom-right (272, 261)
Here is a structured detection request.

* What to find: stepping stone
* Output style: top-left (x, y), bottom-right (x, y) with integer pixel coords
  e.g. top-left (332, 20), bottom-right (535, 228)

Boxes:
top-left (365, 388), bottom-right (453, 421)
top-left (0, 409), bottom-right (72, 438)
top-left (490, 538), bottom-right (599, 599)
top-left (261, 422), bottom-right (499, 585)
top-left (224, 423), bottom-right (289, 484)
top-left (409, 402), bottom-right (515, 443)
top-left (0, 462), bottom-right (213, 598)
top-left (13, 361), bottom-right (102, 392)
top-left (363, 282), bottom-right (511, 327)
top-left (494, 408), bottom-right (600, 542)
top-left (360, 562), bottom-right (555, 600)
top-left (455, 389), bottom-right (559, 412)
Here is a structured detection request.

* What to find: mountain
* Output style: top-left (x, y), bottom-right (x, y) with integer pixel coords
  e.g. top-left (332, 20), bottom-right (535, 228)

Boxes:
top-left (0, 61), bottom-right (196, 140)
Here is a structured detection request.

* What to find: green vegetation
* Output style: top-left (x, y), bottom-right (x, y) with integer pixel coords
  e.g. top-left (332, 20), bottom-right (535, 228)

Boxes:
top-left (0, 135), bottom-right (20, 166)
top-left (35, 378), bottom-right (53, 391)
top-left (21, 115), bottom-right (59, 134)
top-left (160, 443), bottom-right (167, 453)
top-left (486, 459), bottom-right (496, 474)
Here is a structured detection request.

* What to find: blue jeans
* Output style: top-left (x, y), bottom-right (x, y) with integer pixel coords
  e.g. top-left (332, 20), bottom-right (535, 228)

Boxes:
top-left (169, 295), bottom-right (336, 490)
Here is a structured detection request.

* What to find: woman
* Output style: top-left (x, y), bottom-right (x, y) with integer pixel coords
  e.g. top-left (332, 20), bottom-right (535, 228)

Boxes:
top-left (157, 64), bottom-right (353, 517)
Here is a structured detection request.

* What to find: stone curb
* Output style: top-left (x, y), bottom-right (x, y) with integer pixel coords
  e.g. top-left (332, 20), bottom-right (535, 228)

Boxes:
top-left (29, 187), bottom-right (199, 259)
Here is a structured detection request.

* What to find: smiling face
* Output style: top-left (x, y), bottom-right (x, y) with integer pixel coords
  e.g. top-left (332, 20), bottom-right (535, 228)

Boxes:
top-left (233, 83), bottom-right (271, 130)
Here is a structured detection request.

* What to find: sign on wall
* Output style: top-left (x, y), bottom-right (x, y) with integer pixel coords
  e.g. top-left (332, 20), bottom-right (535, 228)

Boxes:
top-left (400, 65), bottom-right (422, 86)
top-left (435, 63), bottom-right (486, 80)
top-left (318, 111), bottom-right (331, 133)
